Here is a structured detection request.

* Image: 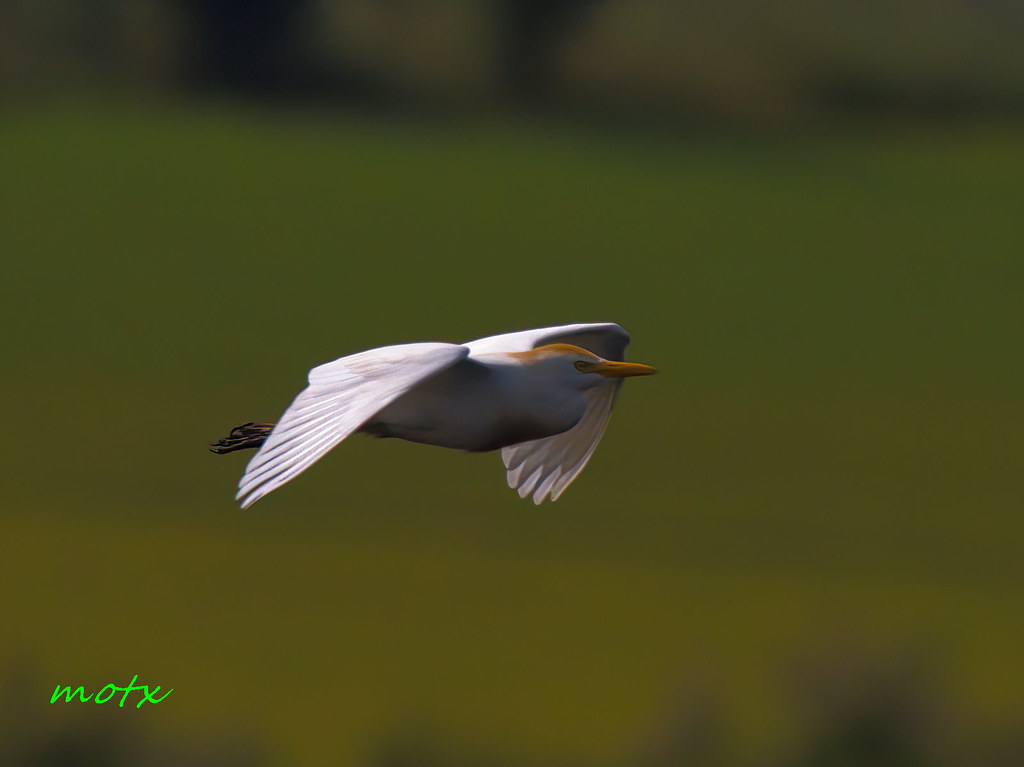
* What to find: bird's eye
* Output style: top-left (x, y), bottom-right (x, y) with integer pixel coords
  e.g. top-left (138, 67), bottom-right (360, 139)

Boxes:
top-left (574, 360), bottom-right (589, 371)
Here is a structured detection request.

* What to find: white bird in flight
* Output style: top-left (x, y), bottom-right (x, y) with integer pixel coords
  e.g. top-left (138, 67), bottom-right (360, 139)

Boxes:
top-left (211, 323), bottom-right (656, 507)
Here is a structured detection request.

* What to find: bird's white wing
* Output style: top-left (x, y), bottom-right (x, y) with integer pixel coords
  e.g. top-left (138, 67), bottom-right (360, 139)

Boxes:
top-left (464, 323), bottom-right (630, 361)
top-left (467, 323), bottom-right (632, 504)
top-left (501, 380), bottom-right (622, 505)
top-left (237, 342), bottom-right (468, 508)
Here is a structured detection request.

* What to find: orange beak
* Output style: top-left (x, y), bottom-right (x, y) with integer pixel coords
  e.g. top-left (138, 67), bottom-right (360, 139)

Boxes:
top-left (594, 360), bottom-right (658, 378)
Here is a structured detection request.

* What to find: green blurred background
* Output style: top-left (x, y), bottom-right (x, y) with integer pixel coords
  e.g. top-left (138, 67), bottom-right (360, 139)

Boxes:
top-left (1, 2), bottom-right (1022, 766)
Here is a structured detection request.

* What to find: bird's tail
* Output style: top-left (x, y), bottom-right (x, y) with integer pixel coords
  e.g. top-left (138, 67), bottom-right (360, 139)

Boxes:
top-left (209, 422), bottom-right (275, 454)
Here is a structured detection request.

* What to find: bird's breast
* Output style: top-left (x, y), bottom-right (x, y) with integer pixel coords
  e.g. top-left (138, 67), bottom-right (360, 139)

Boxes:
top-left (364, 360), bottom-right (586, 452)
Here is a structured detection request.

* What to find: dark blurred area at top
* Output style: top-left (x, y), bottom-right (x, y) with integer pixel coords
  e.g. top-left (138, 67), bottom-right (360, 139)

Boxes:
top-left (4, 0), bottom-right (1024, 123)
top-left (180, 0), bottom-right (600, 103)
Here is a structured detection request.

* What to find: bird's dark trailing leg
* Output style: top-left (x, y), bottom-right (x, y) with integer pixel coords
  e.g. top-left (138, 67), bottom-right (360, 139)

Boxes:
top-left (210, 422), bottom-right (275, 454)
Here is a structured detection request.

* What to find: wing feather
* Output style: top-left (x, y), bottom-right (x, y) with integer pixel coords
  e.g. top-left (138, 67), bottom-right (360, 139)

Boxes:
top-left (464, 323), bottom-right (630, 361)
top-left (501, 380), bottom-right (622, 505)
top-left (469, 323), bottom-right (632, 504)
top-left (236, 342), bottom-right (468, 508)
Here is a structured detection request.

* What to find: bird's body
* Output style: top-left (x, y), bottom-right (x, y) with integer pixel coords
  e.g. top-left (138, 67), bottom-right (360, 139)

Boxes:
top-left (212, 323), bottom-right (655, 507)
top-left (365, 352), bottom-right (588, 451)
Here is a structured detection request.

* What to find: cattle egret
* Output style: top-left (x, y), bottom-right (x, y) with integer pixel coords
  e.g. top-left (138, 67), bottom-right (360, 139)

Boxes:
top-left (211, 323), bottom-right (655, 507)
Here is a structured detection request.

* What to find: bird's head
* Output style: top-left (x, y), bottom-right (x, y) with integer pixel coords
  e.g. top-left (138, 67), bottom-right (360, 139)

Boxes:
top-left (514, 344), bottom-right (657, 389)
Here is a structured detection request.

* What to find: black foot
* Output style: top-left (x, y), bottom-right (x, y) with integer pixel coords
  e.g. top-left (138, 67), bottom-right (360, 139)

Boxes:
top-left (210, 422), bottom-right (275, 454)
